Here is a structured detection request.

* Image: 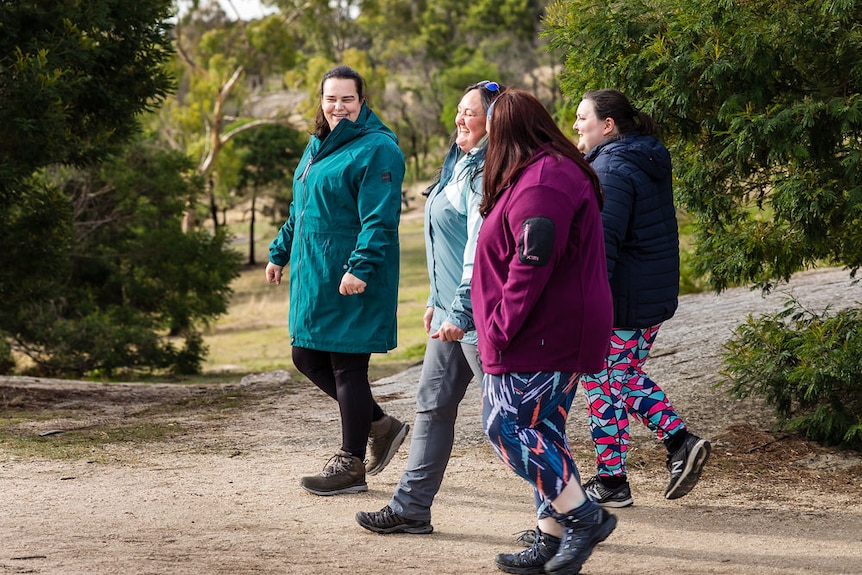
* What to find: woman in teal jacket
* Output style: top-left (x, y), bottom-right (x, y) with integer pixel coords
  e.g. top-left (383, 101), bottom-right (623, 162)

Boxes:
top-left (266, 66), bottom-right (408, 497)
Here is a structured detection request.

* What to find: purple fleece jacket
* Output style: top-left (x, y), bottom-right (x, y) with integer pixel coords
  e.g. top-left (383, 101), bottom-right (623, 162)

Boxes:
top-left (473, 151), bottom-right (612, 375)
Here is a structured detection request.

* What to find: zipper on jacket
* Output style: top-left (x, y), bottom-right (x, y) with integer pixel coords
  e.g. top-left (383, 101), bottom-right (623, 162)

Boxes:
top-left (299, 155), bottom-right (314, 182)
top-left (293, 154), bottom-right (313, 318)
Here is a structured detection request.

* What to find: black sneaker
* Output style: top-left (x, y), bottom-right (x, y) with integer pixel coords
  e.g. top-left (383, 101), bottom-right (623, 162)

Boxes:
top-left (582, 475), bottom-right (634, 508)
top-left (665, 433), bottom-right (711, 500)
top-left (355, 505), bottom-right (433, 535)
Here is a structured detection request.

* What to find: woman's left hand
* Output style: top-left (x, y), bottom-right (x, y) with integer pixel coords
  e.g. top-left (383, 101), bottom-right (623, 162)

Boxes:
top-left (339, 272), bottom-right (367, 296)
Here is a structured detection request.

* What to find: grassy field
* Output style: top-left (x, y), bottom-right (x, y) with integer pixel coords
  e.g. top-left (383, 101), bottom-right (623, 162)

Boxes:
top-left (202, 209), bottom-right (430, 381)
top-left (203, 197), bottom-right (703, 383)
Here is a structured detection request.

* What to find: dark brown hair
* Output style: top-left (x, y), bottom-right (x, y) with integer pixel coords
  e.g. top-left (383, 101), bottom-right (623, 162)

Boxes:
top-left (481, 89), bottom-right (602, 217)
top-left (582, 89), bottom-right (659, 136)
top-left (445, 80), bottom-right (507, 144)
top-left (312, 65), bottom-right (366, 140)
top-left (424, 80), bottom-right (507, 197)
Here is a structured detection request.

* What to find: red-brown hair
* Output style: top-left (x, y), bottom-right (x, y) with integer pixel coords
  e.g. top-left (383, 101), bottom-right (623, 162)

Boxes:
top-left (481, 89), bottom-right (602, 217)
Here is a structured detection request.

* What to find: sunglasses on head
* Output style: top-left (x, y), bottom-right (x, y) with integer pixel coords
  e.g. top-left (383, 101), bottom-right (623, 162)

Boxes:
top-left (473, 80), bottom-right (501, 92)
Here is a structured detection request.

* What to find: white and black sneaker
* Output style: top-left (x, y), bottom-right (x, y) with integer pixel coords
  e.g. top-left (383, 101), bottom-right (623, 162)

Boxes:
top-left (582, 476), bottom-right (634, 508)
top-left (664, 434), bottom-right (711, 499)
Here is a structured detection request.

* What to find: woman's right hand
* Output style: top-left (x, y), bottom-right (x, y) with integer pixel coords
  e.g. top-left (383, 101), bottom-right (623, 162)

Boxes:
top-left (265, 262), bottom-right (284, 285)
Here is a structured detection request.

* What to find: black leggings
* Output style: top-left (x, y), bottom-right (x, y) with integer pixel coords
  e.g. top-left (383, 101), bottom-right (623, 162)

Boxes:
top-left (291, 347), bottom-right (385, 459)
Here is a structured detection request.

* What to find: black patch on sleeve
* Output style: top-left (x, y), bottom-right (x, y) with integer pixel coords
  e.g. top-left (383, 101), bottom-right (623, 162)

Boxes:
top-left (381, 172), bottom-right (392, 183)
top-left (518, 217), bottom-right (555, 266)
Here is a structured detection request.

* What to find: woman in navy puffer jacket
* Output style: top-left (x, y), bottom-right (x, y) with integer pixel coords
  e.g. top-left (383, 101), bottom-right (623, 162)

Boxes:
top-left (574, 89), bottom-right (711, 507)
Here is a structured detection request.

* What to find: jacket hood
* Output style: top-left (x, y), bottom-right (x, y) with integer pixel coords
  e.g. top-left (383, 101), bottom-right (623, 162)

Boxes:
top-left (425, 138), bottom-right (487, 196)
top-left (321, 102), bottom-right (399, 151)
top-left (587, 132), bottom-right (671, 181)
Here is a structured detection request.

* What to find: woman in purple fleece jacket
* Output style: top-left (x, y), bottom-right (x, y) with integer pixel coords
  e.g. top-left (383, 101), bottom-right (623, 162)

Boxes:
top-left (473, 89), bottom-right (614, 575)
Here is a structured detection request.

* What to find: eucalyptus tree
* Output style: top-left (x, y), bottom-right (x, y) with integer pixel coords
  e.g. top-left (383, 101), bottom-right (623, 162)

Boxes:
top-left (352, 0), bottom-right (556, 178)
top-left (160, 2), bottom-right (301, 231)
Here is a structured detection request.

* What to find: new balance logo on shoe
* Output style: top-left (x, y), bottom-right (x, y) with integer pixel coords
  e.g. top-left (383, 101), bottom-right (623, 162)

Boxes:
top-left (665, 434), bottom-right (712, 500)
top-left (582, 476), bottom-right (634, 508)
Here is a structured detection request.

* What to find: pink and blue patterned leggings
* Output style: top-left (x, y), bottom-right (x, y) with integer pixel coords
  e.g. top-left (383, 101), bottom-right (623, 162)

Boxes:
top-left (580, 324), bottom-right (685, 478)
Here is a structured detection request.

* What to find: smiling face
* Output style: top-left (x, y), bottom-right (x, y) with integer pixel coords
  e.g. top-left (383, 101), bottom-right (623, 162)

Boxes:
top-left (321, 77), bottom-right (363, 132)
top-left (454, 89), bottom-right (488, 153)
top-left (573, 98), bottom-right (615, 154)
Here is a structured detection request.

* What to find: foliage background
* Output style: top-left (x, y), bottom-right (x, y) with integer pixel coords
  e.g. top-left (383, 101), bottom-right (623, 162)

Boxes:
top-left (2, 0), bottom-right (860, 448)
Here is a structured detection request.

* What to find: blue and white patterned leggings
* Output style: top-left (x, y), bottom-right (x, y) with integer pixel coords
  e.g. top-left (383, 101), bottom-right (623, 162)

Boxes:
top-left (482, 371), bottom-right (582, 505)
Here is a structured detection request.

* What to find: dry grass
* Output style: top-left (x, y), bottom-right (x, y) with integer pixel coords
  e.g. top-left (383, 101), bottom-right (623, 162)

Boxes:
top-left (202, 209), bottom-right (430, 380)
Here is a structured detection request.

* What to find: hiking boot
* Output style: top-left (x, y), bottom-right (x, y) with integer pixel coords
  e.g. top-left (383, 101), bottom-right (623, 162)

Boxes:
top-left (355, 505), bottom-right (433, 535)
top-left (513, 527), bottom-right (537, 547)
top-left (664, 433), bottom-right (712, 500)
top-left (495, 528), bottom-right (560, 574)
top-left (300, 450), bottom-right (367, 496)
top-left (544, 505), bottom-right (617, 575)
top-left (582, 475), bottom-right (634, 508)
top-left (366, 414), bottom-right (409, 475)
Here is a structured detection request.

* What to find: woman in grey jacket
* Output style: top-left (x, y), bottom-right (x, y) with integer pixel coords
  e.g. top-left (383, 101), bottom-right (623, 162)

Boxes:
top-left (356, 80), bottom-right (503, 535)
top-left (574, 89), bottom-right (711, 507)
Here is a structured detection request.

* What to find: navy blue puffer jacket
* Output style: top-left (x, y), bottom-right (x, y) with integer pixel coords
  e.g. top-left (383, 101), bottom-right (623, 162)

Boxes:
top-left (586, 132), bottom-right (679, 328)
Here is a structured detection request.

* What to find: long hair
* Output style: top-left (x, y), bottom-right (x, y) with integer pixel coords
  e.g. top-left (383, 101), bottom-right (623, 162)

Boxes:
top-left (481, 89), bottom-right (602, 217)
top-left (582, 89), bottom-right (659, 136)
top-left (312, 65), bottom-right (366, 140)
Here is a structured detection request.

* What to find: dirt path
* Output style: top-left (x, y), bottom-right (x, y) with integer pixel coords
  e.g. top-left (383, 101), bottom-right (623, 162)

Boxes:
top-left (2, 267), bottom-right (862, 574)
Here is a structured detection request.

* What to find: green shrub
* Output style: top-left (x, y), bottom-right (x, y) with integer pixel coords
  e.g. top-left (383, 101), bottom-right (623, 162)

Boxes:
top-left (679, 246), bottom-right (706, 295)
top-left (722, 298), bottom-right (862, 451)
top-left (0, 334), bottom-right (14, 374)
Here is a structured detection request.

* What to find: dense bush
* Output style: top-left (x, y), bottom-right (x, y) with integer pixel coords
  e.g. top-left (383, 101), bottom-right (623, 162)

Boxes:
top-left (8, 144), bottom-right (241, 377)
top-left (722, 298), bottom-right (862, 451)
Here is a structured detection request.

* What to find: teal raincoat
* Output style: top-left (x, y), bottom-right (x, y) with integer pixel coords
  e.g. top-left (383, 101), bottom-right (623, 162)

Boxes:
top-left (269, 103), bottom-right (405, 353)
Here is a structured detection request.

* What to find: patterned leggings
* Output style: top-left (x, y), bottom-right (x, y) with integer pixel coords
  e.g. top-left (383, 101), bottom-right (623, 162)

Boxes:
top-left (483, 371), bottom-right (581, 503)
top-left (580, 325), bottom-right (685, 478)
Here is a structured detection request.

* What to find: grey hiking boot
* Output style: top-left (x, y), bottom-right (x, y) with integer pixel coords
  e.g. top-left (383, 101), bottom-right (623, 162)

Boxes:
top-left (301, 450), bottom-right (367, 496)
top-left (366, 414), bottom-right (409, 475)
top-left (495, 528), bottom-right (560, 574)
top-left (355, 505), bottom-right (433, 535)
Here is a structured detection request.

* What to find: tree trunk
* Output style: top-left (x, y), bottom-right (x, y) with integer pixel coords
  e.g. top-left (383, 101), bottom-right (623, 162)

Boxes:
top-left (208, 177), bottom-right (219, 232)
top-left (248, 189), bottom-right (257, 266)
